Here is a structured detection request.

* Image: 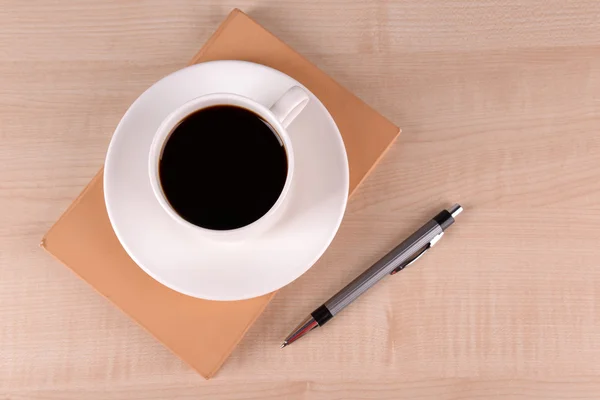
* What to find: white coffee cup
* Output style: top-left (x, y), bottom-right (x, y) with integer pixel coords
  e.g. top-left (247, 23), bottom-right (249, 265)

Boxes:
top-left (148, 86), bottom-right (309, 241)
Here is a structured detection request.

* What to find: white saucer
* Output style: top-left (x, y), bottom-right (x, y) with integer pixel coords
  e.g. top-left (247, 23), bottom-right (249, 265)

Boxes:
top-left (104, 61), bottom-right (349, 301)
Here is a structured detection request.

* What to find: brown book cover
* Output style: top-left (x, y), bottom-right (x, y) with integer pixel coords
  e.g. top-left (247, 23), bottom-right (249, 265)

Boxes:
top-left (41, 9), bottom-right (400, 379)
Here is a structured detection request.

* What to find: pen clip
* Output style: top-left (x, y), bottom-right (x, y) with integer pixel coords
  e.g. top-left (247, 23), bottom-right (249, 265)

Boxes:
top-left (390, 232), bottom-right (444, 275)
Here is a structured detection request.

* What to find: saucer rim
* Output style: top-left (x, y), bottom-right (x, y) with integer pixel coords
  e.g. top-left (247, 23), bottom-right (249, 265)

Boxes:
top-left (104, 60), bottom-right (349, 300)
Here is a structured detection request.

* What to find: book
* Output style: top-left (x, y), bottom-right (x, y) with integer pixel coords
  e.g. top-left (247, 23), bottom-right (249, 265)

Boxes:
top-left (41, 9), bottom-right (400, 379)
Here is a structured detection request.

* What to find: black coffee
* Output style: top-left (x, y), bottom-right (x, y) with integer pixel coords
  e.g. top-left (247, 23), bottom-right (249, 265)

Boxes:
top-left (159, 105), bottom-right (288, 230)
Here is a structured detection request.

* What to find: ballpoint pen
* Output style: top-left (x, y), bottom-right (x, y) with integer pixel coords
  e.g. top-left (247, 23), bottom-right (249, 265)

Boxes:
top-left (281, 204), bottom-right (463, 348)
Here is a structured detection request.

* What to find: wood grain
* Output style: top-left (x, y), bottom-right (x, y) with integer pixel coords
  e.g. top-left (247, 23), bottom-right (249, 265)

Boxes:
top-left (1, 0), bottom-right (600, 398)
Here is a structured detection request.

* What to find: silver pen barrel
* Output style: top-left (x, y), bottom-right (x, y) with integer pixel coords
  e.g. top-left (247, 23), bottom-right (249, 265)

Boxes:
top-left (324, 219), bottom-right (442, 315)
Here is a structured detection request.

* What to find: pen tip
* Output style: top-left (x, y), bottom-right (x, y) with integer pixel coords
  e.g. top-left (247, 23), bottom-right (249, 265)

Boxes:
top-left (280, 342), bottom-right (288, 349)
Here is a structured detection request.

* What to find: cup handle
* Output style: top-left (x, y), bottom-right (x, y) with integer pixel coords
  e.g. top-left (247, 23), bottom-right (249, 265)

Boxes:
top-left (269, 86), bottom-right (310, 128)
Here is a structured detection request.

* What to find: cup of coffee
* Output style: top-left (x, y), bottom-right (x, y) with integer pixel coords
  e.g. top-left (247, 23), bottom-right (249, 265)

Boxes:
top-left (148, 86), bottom-right (309, 240)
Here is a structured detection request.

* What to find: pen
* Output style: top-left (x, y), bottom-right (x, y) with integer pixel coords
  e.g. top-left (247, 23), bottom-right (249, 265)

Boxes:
top-left (281, 204), bottom-right (463, 348)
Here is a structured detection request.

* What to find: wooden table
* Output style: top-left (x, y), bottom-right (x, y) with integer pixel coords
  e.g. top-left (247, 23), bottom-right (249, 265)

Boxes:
top-left (2, 1), bottom-right (600, 398)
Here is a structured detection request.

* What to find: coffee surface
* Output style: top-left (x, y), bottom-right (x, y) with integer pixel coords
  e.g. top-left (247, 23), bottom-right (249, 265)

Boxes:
top-left (159, 105), bottom-right (288, 230)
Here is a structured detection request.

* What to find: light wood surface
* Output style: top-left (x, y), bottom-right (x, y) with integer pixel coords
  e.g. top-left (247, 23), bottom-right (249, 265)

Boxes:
top-left (2, 1), bottom-right (600, 399)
